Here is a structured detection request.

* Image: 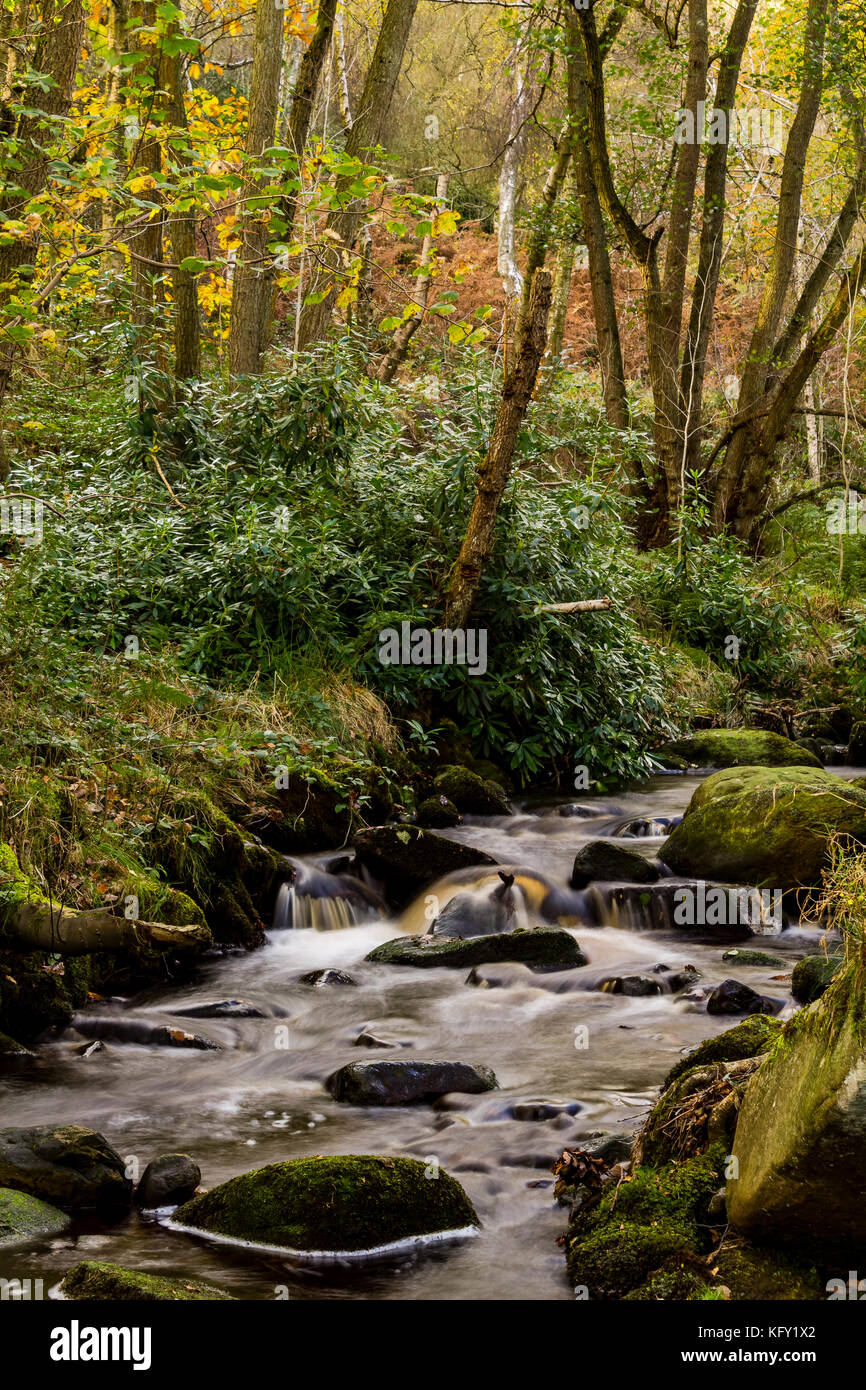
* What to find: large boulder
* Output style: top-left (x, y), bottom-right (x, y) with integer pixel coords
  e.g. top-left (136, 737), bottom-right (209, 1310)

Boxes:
top-left (326, 1059), bottom-right (498, 1105)
top-left (727, 965), bottom-right (866, 1256)
top-left (433, 765), bottom-right (510, 815)
top-left (173, 1155), bottom-right (478, 1254)
top-left (0, 1187), bottom-right (71, 1246)
top-left (61, 1260), bottom-right (234, 1300)
top-left (352, 825), bottom-right (496, 907)
top-left (791, 954), bottom-right (843, 1004)
top-left (0, 1125), bottom-right (132, 1210)
top-left (657, 729), bottom-right (822, 770)
top-left (660, 766), bottom-right (866, 887)
top-left (366, 928), bottom-right (586, 971)
top-left (570, 841), bottom-right (659, 889)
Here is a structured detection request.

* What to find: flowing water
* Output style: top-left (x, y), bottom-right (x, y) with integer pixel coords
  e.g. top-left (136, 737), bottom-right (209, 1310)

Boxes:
top-left (0, 770), bottom-right (847, 1301)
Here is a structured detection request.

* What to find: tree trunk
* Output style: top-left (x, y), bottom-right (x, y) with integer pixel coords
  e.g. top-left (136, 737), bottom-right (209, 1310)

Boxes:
top-left (282, 0), bottom-right (339, 234)
top-left (497, 45), bottom-right (533, 301)
top-left (374, 173), bottom-right (448, 382)
top-left (228, 0), bottom-right (284, 377)
top-left (161, 48), bottom-right (201, 380)
top-left (296, 0), bottom-right (419, 352)
top-left (444, 270), bottom-right (552, 629)
top-left (540, 236), bottom-right (575, 377)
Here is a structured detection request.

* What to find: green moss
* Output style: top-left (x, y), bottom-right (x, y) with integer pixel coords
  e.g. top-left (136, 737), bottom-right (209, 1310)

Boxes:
top-left (566, 1146), bottom-right (725, 1299)
top-left (174, 1154), bottom-right (478, 1252)
top-left (366, 928), bottom-right (586, 971)
top-left (0, 1187), bottom-right (71, 1245)
top-left (791, 953), bottom-right (843, 1004)
top-left (433, 765), bottom-right (509, 815)
top-left (714, 1245), bottom-right (823, 1301)
top-left (661, 765), bottom-right (866, 887)
top-left (61, 1260), bottom-right (235, 1300)
top-left (662, 1015), bottom-right (782, 1091)
top-left (659, 729), bottom-right (822, 769)
top-left (120, 875), bottom-right (206, 929)
top-left (0, 947), bottom-right (95, 1041)
top-left (623, 1260), bottom-right (711, 1300)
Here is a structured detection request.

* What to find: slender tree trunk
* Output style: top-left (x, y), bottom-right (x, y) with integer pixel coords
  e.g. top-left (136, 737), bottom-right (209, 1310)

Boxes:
top-left (296, 0), bottom-right (419, 352)
top-left (127, 2), bottom-right (165, 334)
top-left (717, 0), bottom-right (829, 530)
top-left (160, 50), bottom-right (200, 380)
top-left (375, 173), bottom-right (448, 382)
top-left (513, 122), bottom-right (570, 343)
top-left (444, 270), bottom-right (552, 629)
top-left (228, 0), bottom-right (284, 377)
top-left (566, 14), bottom-right (628, 431)
top-left (0, 0), bottom-right (86, 476)
top-left (282, 0), bottom-right (338, 233)
top-left (540, 237), bottom-right (575, 378)
top-left (497, 45), bottom-right (533, 301)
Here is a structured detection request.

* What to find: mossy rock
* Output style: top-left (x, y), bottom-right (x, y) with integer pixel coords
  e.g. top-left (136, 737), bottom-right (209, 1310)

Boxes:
top-left (623, 1260), bottom-right (711, 1300)
top-left (791, 953), bottom-right (843, 1004)
top-left (658, 729), bottom-right (821, 770)
top-left (416, 796), bottom-right (461, 829)
top-left (636, 1057), bottom-right (762, 1166)
top-left (119, 876), bottom-right (206, 930)
top-left (566, 1146), bottom-right (725, 1299)
top-left (0, 1187), bottom-right (71, 1246)
top-left (0, 946), bottom-right (95, 1043)
top-left (660, 766), bottom-right (866, 887)
top-left (721, 948), bottom-right (784, 967)
top-left (662, 1014), bottom-right (782, 1091)
top-left (366, 928), bottom-right (586, 971)
top-left (174, 1155), bottom-right (478, 1253)
top-left (61, 1259), bottom-right (235, 1301)
top-left (727, 965), bottom-right (866, 1256)
top-left (713, 1244), bottom-right (823, 1300)
top-left (433, 765), bottom-right (510, 816)
top-left (0, 1028), bottom-right (33, 1055)
top-left (0, 1124), bottom-right (132, 1210)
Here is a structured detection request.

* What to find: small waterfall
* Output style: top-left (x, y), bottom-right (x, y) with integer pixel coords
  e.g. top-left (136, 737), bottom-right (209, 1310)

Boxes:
top-left (593, 814), bottom-right (682, 838)
top-left (271, 868), bottom-right (380, 932)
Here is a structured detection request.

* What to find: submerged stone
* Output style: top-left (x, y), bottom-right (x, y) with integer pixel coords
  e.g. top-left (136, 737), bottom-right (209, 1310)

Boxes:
top-left (173, 1154), bottom-right (478, 1253)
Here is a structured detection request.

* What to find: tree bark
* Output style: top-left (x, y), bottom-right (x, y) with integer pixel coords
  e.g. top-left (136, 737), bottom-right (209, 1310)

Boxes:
top-left (228, 0), bottom-right (284, 377)
top-left (444, 270), bottom-right (552, 630)
top-left (281, 0), bottom-right (339, 235)
top-left (296, 0), bottom-right (419, 352)
top-left (2, 903), bottom-right (211, 955)
top-left (497, 43), bottom-right (533, 301)
top-left (161, 48), bottom-right (201, 380)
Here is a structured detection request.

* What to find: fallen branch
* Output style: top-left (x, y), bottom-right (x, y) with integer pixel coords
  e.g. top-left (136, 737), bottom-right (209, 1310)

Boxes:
top-left (533, 598), bottom-right (613, 614)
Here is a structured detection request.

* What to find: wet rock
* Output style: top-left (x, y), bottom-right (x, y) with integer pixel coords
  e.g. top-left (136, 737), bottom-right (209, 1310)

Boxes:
top-left (598, 975), bottom-right (662, 997)
top-left (570, 840), bottom-right (660, 889)
top-left (660, 766), bottom-right (866, 888)
top-left (433, 765), bottom-right (510, 816)
top-left (172, 999), bottom-right (268, 1019)
top-left (0, 1125), bottom-right (132, 1210)
top-left (298, 968), bottom-right (356, 988)
top-left (135, 1154), bottom-right (201, 1209)
top-left (0, 1187), bottom-right (71, 1246)
top-left (657, 728), bottom-right (822, 770)
top-left (712, 1244), bottom-right (823, 1301)
top-left (61, 1260), bottom-right (235, 1300)
top-left (353, 825), bottom-right (496, 907)
top-left (174, 1154), bottom-right (478, 1253)
top-left (353, 1029), bottom-right (409, 1049)
top-left (326, 1059), bottom-right (498, 1106)
top-left (706, 979), bottom-right (782, 1016)
top-left (791, 954), bottom-right (843, 1004)
top-left (653, 963), bottom-right (701, 992)
top-left (69, 1015), bottom-right (219, 1050)
top-left (662, 1014), bottom-right (782, 1091)
top-left (366, 928), bottom-right (586, 971)
top-left (795, 736), bottom-right (825, 762)
top-left (722, 948), bottom-right (784, 967)
top-left (509, 1099), bottom-right (582, 1121)
top-left (416, 796), bottom-right (461, 829)
top-left (557, 802), bottom-right (625, 818)
top-left (727, 967), bottom-right (866, 1256)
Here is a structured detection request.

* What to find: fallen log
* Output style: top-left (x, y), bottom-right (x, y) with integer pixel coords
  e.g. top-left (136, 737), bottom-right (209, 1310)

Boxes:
top-left (2, 903), bottom-right (211, 955)
top-left (533, 598), bottom-right (613, 615)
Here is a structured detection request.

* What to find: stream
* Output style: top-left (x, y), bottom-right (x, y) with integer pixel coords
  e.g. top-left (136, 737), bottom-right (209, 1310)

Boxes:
top-left (0, 770), bottom-right (842, 1301)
